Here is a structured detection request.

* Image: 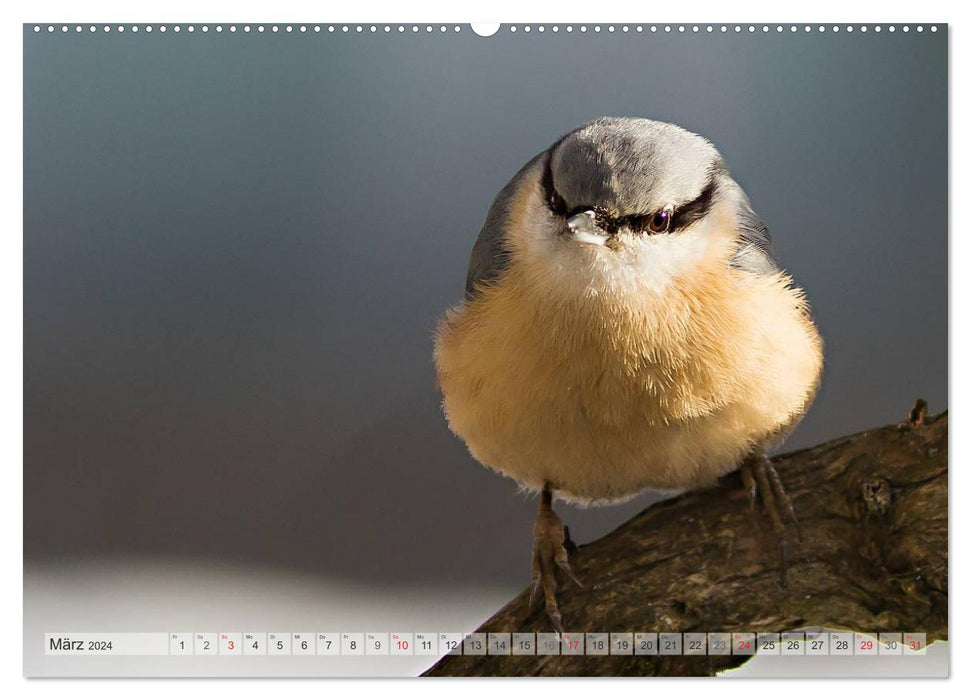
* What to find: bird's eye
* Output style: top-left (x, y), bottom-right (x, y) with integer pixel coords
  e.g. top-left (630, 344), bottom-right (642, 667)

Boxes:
top-left (548, 189), bottom-right (567, 216)
top-left (647, 205), bottom-right (674, 234)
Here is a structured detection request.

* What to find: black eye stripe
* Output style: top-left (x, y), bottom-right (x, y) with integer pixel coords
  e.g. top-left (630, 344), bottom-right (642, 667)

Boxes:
top-left (543, 152), bottom-right (718, 235)
top-left (620, 179), bottom-right (718, 233)
top-left (669, 179), bottom-right (718, 231)
top-left (541, 151), bottom-right (565, 214)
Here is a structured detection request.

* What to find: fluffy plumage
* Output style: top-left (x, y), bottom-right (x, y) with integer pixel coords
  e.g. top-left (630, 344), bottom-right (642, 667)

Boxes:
top-left (435, 117), bottom-right (823, 505)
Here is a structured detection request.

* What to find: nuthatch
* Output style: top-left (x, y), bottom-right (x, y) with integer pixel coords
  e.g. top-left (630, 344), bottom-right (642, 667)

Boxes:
top-left (434, 117), bottom-right (823, 631)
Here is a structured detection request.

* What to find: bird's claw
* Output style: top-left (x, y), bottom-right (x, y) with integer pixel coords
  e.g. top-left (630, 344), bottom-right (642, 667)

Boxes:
top-left (528, 496), bottom-right (581, 633)
top-left (741, 453), bottom-right (800, 588)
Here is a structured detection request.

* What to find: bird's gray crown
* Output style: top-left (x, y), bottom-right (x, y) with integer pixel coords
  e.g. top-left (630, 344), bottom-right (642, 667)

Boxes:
top-left (549, 117), bottom-right (724, 218)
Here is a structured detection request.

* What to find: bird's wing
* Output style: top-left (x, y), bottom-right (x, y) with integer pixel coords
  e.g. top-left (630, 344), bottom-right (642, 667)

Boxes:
top-left (727, 183), bottom-right (780, 276)
top-left (465, 151), bottom-right (546, 299)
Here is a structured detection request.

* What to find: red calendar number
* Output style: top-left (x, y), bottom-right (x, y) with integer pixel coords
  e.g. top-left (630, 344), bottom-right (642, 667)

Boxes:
top-left (910, 640), bottom-right (923, 651)
top-left (737, 640), bottom-right (751, 651)
top-left (859, 639), bottom-right (873, 651)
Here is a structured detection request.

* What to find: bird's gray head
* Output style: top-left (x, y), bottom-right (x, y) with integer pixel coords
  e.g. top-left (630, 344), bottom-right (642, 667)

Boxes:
top-left (494, 116), bottom-right (775, 296)
top-left (545, 117), bottom-right (723, 242)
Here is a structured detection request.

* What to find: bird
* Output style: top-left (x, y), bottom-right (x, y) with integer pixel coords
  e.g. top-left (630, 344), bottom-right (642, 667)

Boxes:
top-left (433, 117), bottom-right (823, 632)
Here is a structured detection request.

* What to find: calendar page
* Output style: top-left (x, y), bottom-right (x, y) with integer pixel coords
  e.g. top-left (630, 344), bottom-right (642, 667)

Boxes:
top-left (22, 17), bottom-right (948, 679)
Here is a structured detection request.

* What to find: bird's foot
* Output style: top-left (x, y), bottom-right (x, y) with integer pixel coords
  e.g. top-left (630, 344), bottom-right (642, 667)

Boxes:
top-left (740, 452), bottom-right (801, 588)
top-left (528, 485), bottom-right (582, 633)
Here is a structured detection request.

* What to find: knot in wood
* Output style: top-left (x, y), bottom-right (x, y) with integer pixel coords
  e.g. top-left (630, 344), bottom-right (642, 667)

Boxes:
top-left (861, 477), bottom-right (893, 516)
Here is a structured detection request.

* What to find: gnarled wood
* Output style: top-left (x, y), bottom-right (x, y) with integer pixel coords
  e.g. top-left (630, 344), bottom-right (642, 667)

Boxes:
top-left (424, 404), bottom-right (948, 676)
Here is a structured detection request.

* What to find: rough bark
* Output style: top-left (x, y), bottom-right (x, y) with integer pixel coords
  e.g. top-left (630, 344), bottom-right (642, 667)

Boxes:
top-left (424, 402), bottom-right (948, 677)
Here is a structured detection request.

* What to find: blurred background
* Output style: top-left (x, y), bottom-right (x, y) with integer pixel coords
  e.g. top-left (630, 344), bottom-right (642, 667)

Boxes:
top-left (23, 24), bottom-right (947, 676)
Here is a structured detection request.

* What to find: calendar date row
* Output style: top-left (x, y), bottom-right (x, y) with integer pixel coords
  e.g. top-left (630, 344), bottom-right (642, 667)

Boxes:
top-left (45, 631), bottom-right (928, 657)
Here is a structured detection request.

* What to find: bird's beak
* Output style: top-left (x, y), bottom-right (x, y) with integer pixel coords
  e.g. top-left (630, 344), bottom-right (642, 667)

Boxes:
top-left (566, 210), bottom-right (610, 247)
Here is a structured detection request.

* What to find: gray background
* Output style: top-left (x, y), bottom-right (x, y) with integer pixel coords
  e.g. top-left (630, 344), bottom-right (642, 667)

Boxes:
top-left (24, 26), bottom-right (947, 595)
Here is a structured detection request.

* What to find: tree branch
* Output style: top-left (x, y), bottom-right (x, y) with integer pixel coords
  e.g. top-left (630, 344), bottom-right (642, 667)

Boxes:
top-left (424, 402), bottom-right (948, 676)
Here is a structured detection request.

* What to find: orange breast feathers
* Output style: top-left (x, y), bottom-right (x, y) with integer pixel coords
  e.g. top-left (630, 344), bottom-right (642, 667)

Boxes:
top-left (434, 206), bottom-right (823, 505)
